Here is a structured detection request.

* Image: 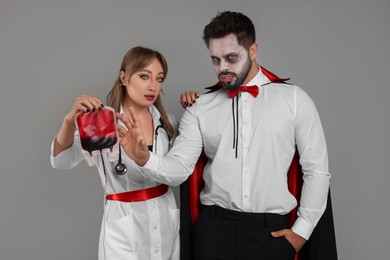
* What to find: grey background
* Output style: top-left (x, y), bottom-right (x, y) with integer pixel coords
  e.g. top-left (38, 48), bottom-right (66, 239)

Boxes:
top-left (0, 0), bottom-right (389, 259)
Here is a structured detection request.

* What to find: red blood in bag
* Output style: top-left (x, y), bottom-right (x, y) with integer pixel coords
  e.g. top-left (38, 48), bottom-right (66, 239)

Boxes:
top-left (76, 108), bottom-right (117, 153)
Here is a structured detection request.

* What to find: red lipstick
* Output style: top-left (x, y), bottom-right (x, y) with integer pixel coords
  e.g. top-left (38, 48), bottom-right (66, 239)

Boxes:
top-left (144, 95), bottom-right (155, 101)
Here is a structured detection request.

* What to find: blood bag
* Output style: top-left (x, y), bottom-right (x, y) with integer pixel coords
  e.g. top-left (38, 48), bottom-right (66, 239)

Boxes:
top-left (75, 106), bottom-right (119, 166)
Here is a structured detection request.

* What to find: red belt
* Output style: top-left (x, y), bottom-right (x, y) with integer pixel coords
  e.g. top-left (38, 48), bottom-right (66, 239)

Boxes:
top-left (106, 184), bottom-right (169, 202)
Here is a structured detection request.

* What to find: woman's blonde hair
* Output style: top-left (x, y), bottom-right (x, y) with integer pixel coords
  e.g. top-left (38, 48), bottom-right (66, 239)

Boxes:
top-left (106, 46), bottom-right (174, 137)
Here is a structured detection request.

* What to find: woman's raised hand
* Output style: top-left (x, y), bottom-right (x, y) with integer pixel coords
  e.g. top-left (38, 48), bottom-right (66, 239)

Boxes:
top-left (116, 106), bottom-right (150, 166)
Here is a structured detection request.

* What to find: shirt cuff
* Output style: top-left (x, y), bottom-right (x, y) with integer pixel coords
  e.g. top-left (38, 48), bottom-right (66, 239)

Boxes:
top-left (141, 151), bottom-right (158, 170)
top-left (50, 140), bottom-right (73, 168)
top-left (291, 216), bottom-right (315, 240)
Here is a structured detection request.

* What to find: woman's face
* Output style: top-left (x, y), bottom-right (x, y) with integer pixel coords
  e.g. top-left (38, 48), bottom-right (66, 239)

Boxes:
top-left (121, 58), bottom-right (165, 108)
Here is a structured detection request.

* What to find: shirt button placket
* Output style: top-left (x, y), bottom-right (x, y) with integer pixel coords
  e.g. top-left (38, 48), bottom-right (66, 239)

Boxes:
top-left (241, 93), bottom-right (251, 210)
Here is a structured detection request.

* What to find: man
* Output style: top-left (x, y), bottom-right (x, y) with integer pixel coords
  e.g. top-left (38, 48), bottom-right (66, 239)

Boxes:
top-left (118, 11), bottom-right (332, 260)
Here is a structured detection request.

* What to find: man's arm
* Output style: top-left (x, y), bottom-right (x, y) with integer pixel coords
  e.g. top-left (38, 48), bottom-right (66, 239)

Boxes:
top-left (117, 106), bottom-right (204, 186)
top-left (272, 86), bottom-right (330, 252)
top-left (292, 87), bottom-right (331, 239)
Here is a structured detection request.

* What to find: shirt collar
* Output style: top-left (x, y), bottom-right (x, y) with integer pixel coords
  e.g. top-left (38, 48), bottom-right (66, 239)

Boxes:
top-left (119, 104), bottom-right (161, 122)
top-left (245, 65), bottom-right (267, 88)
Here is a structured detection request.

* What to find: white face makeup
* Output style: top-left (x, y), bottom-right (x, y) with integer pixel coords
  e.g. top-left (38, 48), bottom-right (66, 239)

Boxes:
top-left (121, 58), bottom-right (165, 109)
top-left (208, 34), bottom-right (252, 90)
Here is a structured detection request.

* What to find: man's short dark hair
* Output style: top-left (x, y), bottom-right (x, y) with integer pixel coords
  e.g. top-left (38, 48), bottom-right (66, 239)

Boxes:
top-left (203, 11), bottom-right (256, 49)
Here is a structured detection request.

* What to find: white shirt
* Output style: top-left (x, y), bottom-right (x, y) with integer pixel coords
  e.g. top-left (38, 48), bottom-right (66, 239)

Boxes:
top-left (51, 106), bottom-right (179, 260)
top-left (142, 69), bottom-right (330, 240)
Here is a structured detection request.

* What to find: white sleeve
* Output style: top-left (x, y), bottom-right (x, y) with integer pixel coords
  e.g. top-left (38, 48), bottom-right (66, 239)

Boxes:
top-left (141, 108), bottom-right (204, 186)
top-left (167, 113), bottom-right (178, 148)
top-left (50, 130), bottom-right (84, 169)
top-left (291, 87), bottom-right (331, 240)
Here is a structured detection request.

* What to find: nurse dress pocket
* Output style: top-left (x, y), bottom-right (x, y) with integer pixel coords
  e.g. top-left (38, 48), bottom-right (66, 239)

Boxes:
top-left (104, 202), bottom-right (138, 259)
top-left (169, 207), bottom-right (180, 236)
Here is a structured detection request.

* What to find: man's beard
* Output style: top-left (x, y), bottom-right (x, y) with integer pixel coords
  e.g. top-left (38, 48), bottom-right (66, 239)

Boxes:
top-left (218, 58), bottom-right (252, 91)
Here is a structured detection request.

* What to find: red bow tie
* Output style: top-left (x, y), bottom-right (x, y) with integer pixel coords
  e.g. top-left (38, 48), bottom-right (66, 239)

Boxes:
top-left (228, 85), bottom-right (259, 98)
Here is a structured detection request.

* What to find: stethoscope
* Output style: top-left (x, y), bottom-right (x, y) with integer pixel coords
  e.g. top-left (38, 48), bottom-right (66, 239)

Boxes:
top-left (114, 118), bottom-right (169, 175)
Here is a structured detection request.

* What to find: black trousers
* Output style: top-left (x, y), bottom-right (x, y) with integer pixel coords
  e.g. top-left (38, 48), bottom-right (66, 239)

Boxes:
top-left (193, 204), bottom-right (296, 260)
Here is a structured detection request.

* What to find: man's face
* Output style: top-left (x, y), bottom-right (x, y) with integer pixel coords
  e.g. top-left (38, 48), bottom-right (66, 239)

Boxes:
top-left (208, 34), bottom-right (252, 91)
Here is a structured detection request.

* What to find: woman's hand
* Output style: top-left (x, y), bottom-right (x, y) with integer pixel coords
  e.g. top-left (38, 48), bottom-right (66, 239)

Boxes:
top-left (179, 91), bottom-right (200, 109)
top-left (53, 95), bottom-right (104, 156)
top-left (64, 95), bottom-right (104, 125)
top-left (116, 106), bottom-right (150, 166)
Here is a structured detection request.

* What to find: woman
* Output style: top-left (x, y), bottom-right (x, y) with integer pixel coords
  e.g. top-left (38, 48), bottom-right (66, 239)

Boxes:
top-left (51, 46), bottom-right (194, 260)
